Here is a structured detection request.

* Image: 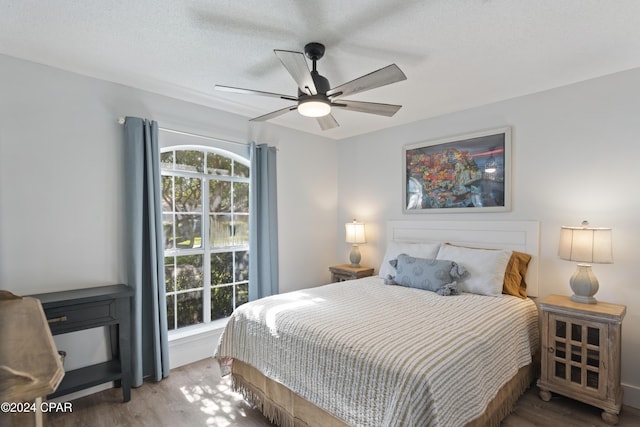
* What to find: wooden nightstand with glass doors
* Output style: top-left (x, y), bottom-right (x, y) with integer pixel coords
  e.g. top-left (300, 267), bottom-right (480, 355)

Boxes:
top-left (537, 294), bottom-right (626, 425)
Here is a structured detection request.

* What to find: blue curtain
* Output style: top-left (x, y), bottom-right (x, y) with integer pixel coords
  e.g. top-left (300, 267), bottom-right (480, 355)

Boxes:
top-left (249, 142), bottom-right (279, 300)
top-left (124, 117), bottom-right (170, 386)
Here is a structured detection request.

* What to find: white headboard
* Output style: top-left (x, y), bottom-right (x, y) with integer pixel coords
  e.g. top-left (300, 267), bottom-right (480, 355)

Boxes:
top-left (387, 220), bottom-right (540, 297)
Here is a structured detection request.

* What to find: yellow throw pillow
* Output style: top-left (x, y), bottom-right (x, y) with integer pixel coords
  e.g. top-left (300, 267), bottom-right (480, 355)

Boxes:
top-left (503, 251), bottom-right (531, 298)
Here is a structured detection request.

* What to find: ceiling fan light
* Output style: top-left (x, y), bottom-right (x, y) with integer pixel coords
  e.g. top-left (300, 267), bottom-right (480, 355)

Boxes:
top-left (298, 99), bottom-right (331, 117)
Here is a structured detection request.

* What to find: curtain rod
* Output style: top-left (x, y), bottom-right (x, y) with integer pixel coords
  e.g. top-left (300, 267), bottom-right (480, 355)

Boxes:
top-left (117, 117), bottom-right (249, 147)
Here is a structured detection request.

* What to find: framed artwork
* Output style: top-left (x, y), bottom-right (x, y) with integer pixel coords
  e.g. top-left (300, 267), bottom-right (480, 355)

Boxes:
top-left (403, 127), bottom-right (511, 213)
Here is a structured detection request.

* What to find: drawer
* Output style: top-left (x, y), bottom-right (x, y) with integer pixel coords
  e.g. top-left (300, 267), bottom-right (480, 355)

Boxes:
top-left (44, 299), bottom-right (117, 334)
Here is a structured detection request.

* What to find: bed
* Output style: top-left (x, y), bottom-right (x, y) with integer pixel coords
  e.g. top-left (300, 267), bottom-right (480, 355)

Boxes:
top-left (214, 220), bottom-right (540, 427)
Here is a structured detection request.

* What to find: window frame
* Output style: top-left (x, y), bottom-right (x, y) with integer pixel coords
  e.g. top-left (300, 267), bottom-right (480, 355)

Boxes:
top-left (160, 145), bottom-right (250, 335)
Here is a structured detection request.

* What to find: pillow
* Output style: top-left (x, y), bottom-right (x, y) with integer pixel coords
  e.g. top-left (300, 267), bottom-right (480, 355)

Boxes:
top-left (503, 251), bottom-right (532, 298)
top-left (386, 254), bottom-right (466, 296)
top-left (378, 241), bottom-right (441, 279)
top-left (442, 244), bottom-right (532, 298)
top-left (436, 244), bottom-right (512, 297)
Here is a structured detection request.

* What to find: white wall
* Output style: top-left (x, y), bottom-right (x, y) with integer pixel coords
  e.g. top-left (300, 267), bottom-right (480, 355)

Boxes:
top-left (0, 54), bottom-right (337, 386)
top-left (336, 67), bottom-right (640, 408)
top-left (0, 54), bottom-right (338, 296)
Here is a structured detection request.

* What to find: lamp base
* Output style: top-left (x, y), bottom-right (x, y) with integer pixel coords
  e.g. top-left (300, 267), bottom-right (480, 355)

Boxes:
top-left (569, 264), bottom-right (599, 304)
top-left (570, 294), bottom-right (597, 304)
top-left (349, 245), bottom-right (361, 268)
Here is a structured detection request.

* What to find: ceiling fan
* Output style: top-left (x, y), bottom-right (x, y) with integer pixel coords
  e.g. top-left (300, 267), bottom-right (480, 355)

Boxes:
top-left (215, 42), bottom-right (407, 130)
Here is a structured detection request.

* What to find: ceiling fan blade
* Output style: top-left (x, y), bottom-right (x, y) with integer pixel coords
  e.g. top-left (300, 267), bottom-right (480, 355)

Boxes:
top-left (249, 105), bottom-right (298, 122)
top-left (332, 100), bottom-right (402, 117)
top-left (274, 50), bottom-right (317, 95)
top-left (316, 114), bottom-right (339, 131)
top-left (327, 64), bottom-right (406, 98)
top-left (215, 85), bottom-right (297, 101)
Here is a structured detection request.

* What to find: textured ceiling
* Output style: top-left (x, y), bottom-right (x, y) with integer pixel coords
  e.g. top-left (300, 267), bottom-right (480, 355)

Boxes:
top-left (2, 0), bottom-right (640, 140)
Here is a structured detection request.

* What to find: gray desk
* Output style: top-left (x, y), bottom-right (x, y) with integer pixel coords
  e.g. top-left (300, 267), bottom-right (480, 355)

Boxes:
top-left (30, 284), bottom-right (133, 402)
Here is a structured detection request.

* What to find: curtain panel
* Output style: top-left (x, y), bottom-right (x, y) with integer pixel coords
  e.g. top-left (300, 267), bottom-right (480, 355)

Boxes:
top-left (124, 117), bottom-right (170, 386)
top-left (249, 142), bottom-right (279, 300)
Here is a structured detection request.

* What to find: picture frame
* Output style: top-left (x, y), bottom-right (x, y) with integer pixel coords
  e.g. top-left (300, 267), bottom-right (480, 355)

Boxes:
top-left (403, 127), bottom-right (511, 213)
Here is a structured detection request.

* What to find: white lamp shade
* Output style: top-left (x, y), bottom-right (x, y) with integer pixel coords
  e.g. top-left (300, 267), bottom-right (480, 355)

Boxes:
top-left (345, 221), bottom-right (366, 244)
top-left (559, 225), bottom-right (613, 264)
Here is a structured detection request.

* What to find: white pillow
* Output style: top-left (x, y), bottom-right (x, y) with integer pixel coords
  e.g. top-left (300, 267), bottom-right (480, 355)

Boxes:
top-left (436, 244), bottom-right (512, 297)
top-left (379, 241), bottom-right (441, 279)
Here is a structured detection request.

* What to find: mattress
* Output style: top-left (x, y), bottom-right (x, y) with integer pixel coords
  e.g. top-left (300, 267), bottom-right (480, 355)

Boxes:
top-left (214, 276), bottom-right (539, 426)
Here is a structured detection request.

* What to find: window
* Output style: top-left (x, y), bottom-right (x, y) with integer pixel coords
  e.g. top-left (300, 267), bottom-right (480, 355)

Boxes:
top-left (161, 147), bottom-right (250, 331)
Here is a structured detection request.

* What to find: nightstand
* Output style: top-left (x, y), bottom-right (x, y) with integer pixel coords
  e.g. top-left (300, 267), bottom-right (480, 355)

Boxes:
top-left (537, 294), bottom-right (626, 425)
top-left (329, 264), bottom-right (374, 282)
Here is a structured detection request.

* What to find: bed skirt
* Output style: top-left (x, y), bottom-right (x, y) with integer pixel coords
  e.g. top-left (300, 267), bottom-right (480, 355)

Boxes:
top-left (231, 357), bottom-right (538, 427)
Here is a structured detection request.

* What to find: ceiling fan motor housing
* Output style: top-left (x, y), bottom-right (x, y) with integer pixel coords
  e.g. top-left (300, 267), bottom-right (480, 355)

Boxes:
top-left (298, 71), bottom-right (330, 98)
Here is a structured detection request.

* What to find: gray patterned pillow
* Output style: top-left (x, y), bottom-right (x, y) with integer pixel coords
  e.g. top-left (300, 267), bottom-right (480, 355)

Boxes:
top-left (386, 254), bottom-right (467, 296)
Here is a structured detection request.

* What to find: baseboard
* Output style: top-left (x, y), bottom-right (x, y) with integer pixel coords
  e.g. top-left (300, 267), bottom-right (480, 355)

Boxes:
top-left (623, 382), bottom-right (640, 409)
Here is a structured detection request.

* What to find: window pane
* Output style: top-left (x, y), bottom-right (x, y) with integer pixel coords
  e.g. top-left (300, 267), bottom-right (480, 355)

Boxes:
top-left (166, 294), bottom-right (175, 331)
top-left (571, 323), bottom-right (582, 342)
top-left (235, 251), bottom-right (249, 282)
top-left (161, 151), bottom-right (174, 170)
top-left (556, 320), bottom-right (566, 338)
top-left (233, 214), bottom-right (249, 246)
top-left (587, 327), bottom-right (599, 346)
top-left (210, 214), bottom-right (233, 247)
top-left (211, 252), bottom-right (233, 285)
top-left (176, 255), bottom-right (203, 291)
top-left (571, 345), bottom-right (581, 363)
top-left (165, 256), bottom-right (175, 293)
top-left (207, 153), bottom-right (232, 176)
top-left (571, 365), bottom-right (581, 384)
top-left (236, 283), bottom-right (249, 308)
top-left (211, 286), bottom-right (233, 320)
top-left (175, 177), bottom-right (202, 212)
top-left (234, 162), bottom-right (249, 178)
top-left (555, 361), bottom-right (566, 379)
top-left (587, 370), bottom-right (599, 389)
top-left (162, 176), bottom-right (173, 212)
top-left (175, 214), bottom-right (202, 249)
top-left (209, 181), bottom-right (230, 212)
top-left (163, 214), bottom-right (174, 250)
top-left (177, 291), bottom-right (203, 328)
top-left (234, 182), bottom-right (249, 212)
top-left (555, 341), bottom-right (566, 359)
top-left (176, 150), bottom-right (204, 173)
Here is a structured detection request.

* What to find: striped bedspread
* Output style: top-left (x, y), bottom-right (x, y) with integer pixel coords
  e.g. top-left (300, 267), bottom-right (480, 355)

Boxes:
top-left (214, 276), bottom-right (539, 427)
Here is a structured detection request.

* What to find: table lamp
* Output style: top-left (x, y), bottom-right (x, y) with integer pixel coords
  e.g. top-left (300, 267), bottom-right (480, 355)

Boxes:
top-left (345, 219), bottom-right (366, 267)
top-left (558, 221), bottom-right (613, 304)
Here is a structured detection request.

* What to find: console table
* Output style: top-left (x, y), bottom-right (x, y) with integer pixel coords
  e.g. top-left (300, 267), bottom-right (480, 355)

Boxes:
top-left (30, 285), bottom-right (133, 402)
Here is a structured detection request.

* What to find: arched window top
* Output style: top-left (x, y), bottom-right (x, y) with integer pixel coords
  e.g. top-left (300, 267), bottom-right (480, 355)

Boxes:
top-left (161, 145), bottom-right (249, 178)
